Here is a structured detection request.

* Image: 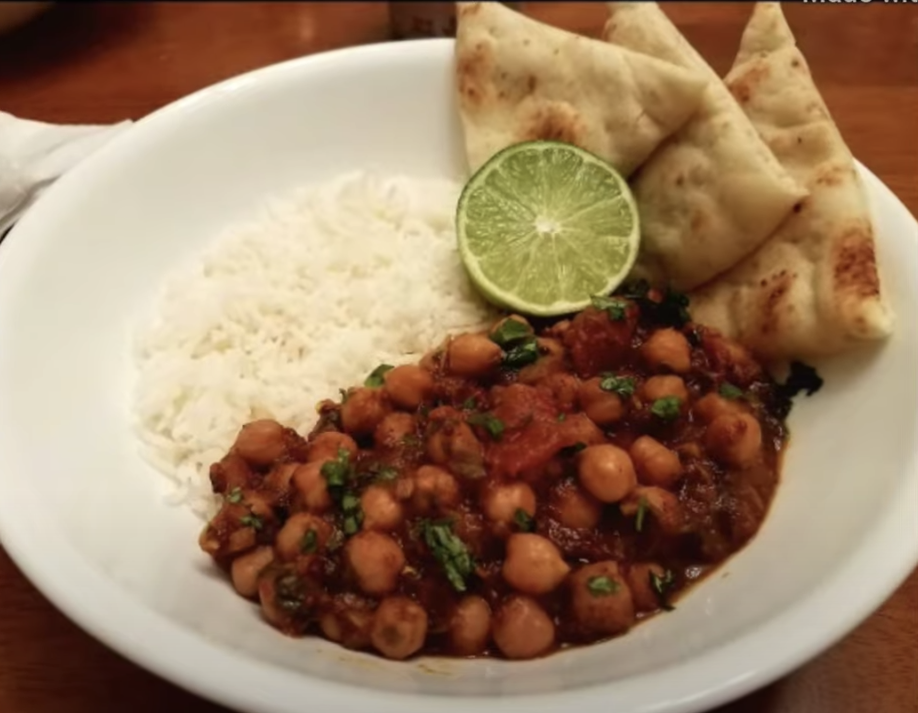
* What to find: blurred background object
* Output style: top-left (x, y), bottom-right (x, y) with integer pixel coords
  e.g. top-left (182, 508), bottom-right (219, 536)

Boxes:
top-left (389, 2), bottom-right (521, 39)
top-left (0, 1), bottom-right (53, 36)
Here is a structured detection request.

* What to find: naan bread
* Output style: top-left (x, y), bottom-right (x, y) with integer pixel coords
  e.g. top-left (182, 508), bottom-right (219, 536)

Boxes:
top-left (689, 2), bottom-right (893, 362)
top-left (455, 1), bottom-right (707, 177)
top-left (602, 2), bottom-right (807, 291)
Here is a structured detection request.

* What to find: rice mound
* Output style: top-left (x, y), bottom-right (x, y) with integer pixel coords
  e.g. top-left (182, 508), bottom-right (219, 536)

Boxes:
top-left (132, 171), bottom-right (497, 515)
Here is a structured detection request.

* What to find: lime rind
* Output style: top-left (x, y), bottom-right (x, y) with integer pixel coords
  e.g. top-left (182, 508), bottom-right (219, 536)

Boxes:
top-left (457, 140), bottom-right (641, 317)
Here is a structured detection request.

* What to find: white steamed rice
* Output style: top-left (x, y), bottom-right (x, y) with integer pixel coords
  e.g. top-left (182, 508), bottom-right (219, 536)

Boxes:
top-left (132, 171), bottom-right (497, 515)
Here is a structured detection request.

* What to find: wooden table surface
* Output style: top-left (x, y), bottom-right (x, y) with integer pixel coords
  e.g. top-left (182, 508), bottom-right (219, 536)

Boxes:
top-left (0, 3), bottom-right (916, 712)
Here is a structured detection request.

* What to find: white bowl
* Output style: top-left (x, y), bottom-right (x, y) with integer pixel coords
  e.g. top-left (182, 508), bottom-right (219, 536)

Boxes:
top-left (0, 39), bottom-right (916, 713)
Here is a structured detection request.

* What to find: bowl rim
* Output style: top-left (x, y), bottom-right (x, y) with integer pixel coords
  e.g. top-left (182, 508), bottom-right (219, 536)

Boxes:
top-left (0, 38), bottom-right (916, 713)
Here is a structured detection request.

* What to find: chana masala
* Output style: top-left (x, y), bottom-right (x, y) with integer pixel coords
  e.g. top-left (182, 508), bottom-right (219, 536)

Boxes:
top-left (199, 284), bottom-right (791, 661)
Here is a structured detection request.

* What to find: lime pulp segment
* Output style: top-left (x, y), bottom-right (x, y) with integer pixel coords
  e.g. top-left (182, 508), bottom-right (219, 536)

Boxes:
top-left (457, 140), bottom-right (640, 317)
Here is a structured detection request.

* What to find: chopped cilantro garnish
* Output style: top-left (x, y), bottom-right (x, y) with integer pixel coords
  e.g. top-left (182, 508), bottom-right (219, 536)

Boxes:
top-left (375, 465), bottom-right (399, 482)
top-left (319, 449), bottom-right (362, 536)
top-left (557, 413), bottom-right (566, 422)
top-left (226, 487), bottom-right (243, 504)
top-left (587, 575), bottom-right (619, 596)
top-left (651, 396), bottom-right (682, 421)
top-left (489, 318), bottom-right (532, 347)
top-left (341, 492), bottom-right (363, 535)
top-left (513, 508), bottom-right (535, 532)
top-left (591, 295), bottom-right (629, 321)
top-left (240, 514), bottom-right (263, 531)
top-left (467, 413), bottom-right (505, 441)
top-left (343, 513), bottom-right (361, 535)
top-left (300, 529), bottom-right (318, 554)
top-left (719, 382), bottom-right (744, 400)
top-left (364, 364), bottom-right (394, 388)
top-left (650, 569), bottom-right (676, 611)
top-left (635, 496), bottom-right (649, 532)
top-left (502, 338), bottom-right (539, 369)
top-left (422, 519), bottom-right (474, 592)
top-left (320, 447), bottom-right (352, 493)
top-left (462, 396), bottom-right (478, 410)
top-left (600, 374), bottom-right (636, 397)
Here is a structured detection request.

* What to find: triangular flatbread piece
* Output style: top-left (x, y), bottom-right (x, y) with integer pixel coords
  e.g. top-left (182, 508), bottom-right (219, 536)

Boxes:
top-left (689, 2), bottom-right (894, 362)
top-left (602, 1), bottom-right (807, 291)
top-left (455, 1), bottom-right (707, 177)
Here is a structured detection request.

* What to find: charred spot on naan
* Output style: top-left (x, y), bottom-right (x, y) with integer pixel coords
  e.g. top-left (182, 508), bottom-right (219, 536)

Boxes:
top-left (814, 162), bottom-right (851, 188)
top-left (757, 269), bottom-right (794, 338)
top-left (729, 63), bottom-right (771, 105)
top-left (457, 41), bottom-right (492, 108)
top-left (833, 225), bottom-right (881, 300)
top-left (523, 102), bottom-right (585, 145)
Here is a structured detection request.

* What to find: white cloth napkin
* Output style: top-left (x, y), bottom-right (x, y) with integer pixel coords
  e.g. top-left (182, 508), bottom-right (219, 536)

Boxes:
top-left (0, 111), bottom-right (132, 237)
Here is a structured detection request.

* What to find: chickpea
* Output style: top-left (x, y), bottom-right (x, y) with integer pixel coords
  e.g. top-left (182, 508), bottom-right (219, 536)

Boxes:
top-left (308, 431), bottom-right (358, 464)
top-left (275, 513), bottom-right (331, 561)
top-left (568, 561), bottom-right (635, 636)
top-left (233, 420), bottom-right (287, 467)
top-left (230, 546), bottom-right (274, 599)
top-left (345, 531), bottom-right (406, 596)
top-left (384, 364), bottom-right (434, 410)
top-left (630, 436), bottom-right (683, 488)
top-left (370, 596), bottom-right (428, 660)
top-left (704, 412), bottom-right (762, 468)
top-left (641, 375), bottom-right (689, 403)
top-left (320, 593), bottom-right (375, 651)
top-left (427, 404), bottom-right (462, 423)
top-left (578, 377), bottom-right (625, 426)
top-left (693, 392), bottom-right (742, 424)
top-left (577, 444), bottom-right (637, 503)
top-left (210, 453), bottom-right (253, 494)
top-left (394, 475), bottom-right (415, 502)
top-left (374, 412), bottom-right (417, 449)
top-left (292, 462), bottom-right (333, 513)
top-left (447, 333), bottom-right (502, 377)
top-left (427, 422), bottom-right (485, 480)
top-left (502, 533), bottom-right (571, 595)
top-left (264, 461), bottom-right (298, 494)
top-left (492, 595), bottom-right (555, 660)
top-left (427, 430), bottom-right (450, 465)
top-left (641, 329), bottom-right (692, 374)
top-left (551, 481), bottom-right (602, 529)
top-left (626, 562), bottom-right (668, 613)
top-left (340, 387), bottom-right (391, 436)
top-left (620, 486), bottom-right (684, 535)
top-left (448, 596), bottom-right (492, 656)
top-left (481, 481), bottom-right (536, 525)
top-left (361, 485), bottom-right (404, 531)
top-left (562, 413), bottom-right (606, 447)
top-left (412, 465), bottom-right (461, 512)
top-left (257, 567), bottom-right (319, 630)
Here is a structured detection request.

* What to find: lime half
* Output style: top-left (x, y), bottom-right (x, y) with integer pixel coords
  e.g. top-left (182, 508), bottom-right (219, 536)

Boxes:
top-left (457, 140), bottom-right (640, 317)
